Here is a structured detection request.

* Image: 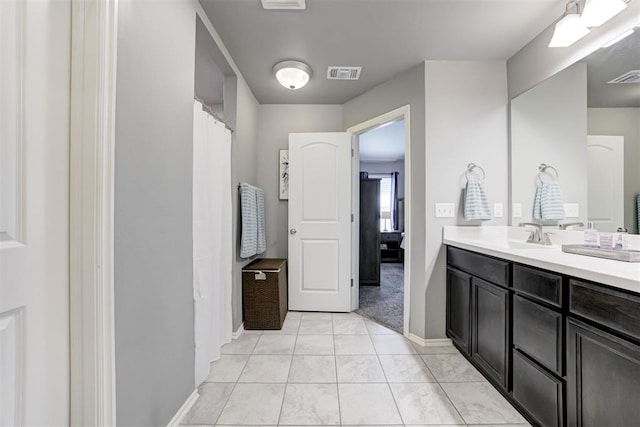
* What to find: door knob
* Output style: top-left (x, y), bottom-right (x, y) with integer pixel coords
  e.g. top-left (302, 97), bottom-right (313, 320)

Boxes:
top-left (290, 229), bottom-right (297, 235)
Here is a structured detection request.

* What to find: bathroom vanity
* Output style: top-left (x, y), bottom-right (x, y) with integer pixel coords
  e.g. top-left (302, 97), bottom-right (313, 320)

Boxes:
top-left (444, 227), bottom-right (640, 427)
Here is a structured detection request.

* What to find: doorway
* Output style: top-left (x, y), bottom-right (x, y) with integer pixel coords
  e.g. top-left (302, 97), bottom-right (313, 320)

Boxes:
top-left (348, 106), bottom-right (411, 336)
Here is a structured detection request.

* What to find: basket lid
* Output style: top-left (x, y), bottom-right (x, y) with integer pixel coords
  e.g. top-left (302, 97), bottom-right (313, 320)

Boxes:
top-left (242, 258), bottom-right (286, 272)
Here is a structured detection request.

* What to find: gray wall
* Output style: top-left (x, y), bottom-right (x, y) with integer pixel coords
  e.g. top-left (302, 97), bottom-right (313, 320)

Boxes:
top-left (114, 1), bottom-right (260, 424)
top-left (424, 61), bottom-right (509, 338)
top-left (257, 104), bottom-right (344, 258)
top-left (230, 78), bottom-right (259, 330)
top-left (360, 160), bottom-right (406, 199)
top-left (114, 1), bottom-right (196, 424)
top-left (588, 108), bottom-right (640, 234)
top-left (511, 63), bottom-right (588, 226)
top-left (507, 1), bottom-right (640, 99)
top-left (343, 64), bottom-right (427, 338)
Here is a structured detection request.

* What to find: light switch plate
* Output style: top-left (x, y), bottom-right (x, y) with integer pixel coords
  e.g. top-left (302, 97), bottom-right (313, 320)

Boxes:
top-left (513, 203), bottom-right (522, 218)
top-left (494, 203), bottom-right (504, 218)
top-left (564, 203), bottom-right (579, 218)
top-left (435, 203), bottom-right (455, 218)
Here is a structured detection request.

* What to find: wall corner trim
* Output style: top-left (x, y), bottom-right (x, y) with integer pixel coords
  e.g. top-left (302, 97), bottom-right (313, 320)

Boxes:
top-left (69, 0), bottom-right (118, 424)
top-left (166, 390), bottom-right (199, 427)
top-left (408, 334), bottom-right (453, 347)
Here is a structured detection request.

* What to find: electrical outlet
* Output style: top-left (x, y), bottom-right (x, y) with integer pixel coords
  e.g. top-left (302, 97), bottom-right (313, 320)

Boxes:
top-left (435, 203), bottom-right (455, 218)
top-left (564, 203), bottom-right (579, 218)
top-left (494, 203), bottom-right (504, 218)
top-left (513, 203), bottom-right (522, 218)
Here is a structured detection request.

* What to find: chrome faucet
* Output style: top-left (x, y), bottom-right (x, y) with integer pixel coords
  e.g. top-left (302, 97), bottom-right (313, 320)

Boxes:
top-left (559, 222), bottom-right (584, 230)
top-left (518, 222), bottom-right (552, 245)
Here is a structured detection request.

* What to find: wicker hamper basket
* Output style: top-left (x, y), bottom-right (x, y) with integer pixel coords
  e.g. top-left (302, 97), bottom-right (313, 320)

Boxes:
top-left (242, 258), bottom-right (288, 330)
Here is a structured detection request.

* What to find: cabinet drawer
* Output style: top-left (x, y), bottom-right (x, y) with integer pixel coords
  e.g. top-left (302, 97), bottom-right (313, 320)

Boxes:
top-left (570, 279), bottom-right (640, 341)
top-left (513, 295), bottom-right (563, 375)
top-left (447, 246), bottom-right (509, 288)
top-left (513, 350), bottom-right (564, 427)
top-left (513, 265), bottom-right (563, 307)
top-left (380, 232), bottom-right (400, 242)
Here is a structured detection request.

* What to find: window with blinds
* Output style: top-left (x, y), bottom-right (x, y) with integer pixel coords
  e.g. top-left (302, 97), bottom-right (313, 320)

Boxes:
top-left (369, 174), bottom-right (394, 231)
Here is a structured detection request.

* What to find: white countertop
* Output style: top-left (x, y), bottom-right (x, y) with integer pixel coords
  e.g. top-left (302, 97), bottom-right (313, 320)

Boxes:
top-left (443, 226), bottom-right (640, 295)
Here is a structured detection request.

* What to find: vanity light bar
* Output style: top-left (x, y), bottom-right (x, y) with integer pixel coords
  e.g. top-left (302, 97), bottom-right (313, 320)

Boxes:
top-left (601, 29), bottom-right (635, 47)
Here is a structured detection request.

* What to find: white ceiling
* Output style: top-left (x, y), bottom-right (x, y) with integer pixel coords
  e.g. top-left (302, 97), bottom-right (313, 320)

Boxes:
top-left (359, 119), bottom-right (405, 162)
top-left (199, 0), bottom-right (565, 104)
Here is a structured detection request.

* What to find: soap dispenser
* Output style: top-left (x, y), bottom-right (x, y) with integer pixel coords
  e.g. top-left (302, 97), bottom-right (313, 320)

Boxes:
top-left (584, 222), bottom-right (598, 247)
top-left (614, 228), bottom-right (628, 250)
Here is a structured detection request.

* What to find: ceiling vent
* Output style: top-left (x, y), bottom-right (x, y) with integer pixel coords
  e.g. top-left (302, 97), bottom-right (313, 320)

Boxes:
top-left (260, 0), bottom-right (306, 10)
top-left (327, 66), bottom-right (362, 80)
top-left (608, 70), bottom-right (640, 84)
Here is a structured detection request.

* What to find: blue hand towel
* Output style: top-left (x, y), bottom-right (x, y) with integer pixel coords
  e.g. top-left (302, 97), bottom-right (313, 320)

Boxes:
top-left (240, 183), bottom-right (258, 258)
top-left (464, 180), bottom-right (492, 221)
top-left (636, 194), bottom-right (640, 230)
top-left (533, 181), bottom-right (565, 221)
top-left (256, 187), bottom-right (266, 255)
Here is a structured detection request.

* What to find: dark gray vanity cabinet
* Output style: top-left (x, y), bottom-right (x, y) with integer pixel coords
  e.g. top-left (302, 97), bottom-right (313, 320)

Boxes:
top-left (446, 246), bottom-right (510, 390)
top-left (446, 244), bottom-right (640, 427)
top-left (567, 280), bottom-right (640, 426)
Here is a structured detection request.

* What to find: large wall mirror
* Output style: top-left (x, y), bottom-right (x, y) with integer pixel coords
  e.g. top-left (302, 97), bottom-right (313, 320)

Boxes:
top-left (510, 28), bottom-right (640, 234)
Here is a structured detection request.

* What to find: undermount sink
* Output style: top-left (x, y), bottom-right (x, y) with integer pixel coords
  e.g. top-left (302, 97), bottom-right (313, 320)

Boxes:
top-left (466, 239), bottom-right (555, 250)
top-left (506, 240), bottom-right (554, 250)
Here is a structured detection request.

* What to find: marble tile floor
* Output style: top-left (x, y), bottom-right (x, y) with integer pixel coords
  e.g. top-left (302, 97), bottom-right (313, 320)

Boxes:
top-left (182, 311), bottom-right (530, 427)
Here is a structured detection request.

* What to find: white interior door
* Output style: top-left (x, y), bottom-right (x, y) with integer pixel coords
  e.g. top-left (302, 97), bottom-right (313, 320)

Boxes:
top-left (0, 1), bottom-right (71, 425)
top-left (288, 133), bottom-right (352, 312)
top-left (587, 135), bottom-right (624, 232)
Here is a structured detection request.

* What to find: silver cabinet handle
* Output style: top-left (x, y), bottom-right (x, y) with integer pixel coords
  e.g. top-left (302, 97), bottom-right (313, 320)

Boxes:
top-left (290, 229), bottom-right (297, 235)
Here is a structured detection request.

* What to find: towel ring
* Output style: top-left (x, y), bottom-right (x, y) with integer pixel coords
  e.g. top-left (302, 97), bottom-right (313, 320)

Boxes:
top-left (465, 163), bottom-right (486, 181)
top-left (537, 163), bottom-right (559, 183)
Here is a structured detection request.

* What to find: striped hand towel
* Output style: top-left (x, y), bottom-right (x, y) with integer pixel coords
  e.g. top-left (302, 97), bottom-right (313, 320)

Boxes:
top-left (239, 183), bottom-right (258, 258)
top-left (256, 187), bottom-right (266, 255)
top-left (636, 194), bottom-right (640, 231)
top-left (533, 181), bottom-right (565, 221)
top-left (464, 180), bottom-right (492, 221)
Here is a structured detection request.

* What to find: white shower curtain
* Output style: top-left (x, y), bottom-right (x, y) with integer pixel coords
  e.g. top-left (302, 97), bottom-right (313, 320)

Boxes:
top-left (192, 100), bottom-right (233, 386)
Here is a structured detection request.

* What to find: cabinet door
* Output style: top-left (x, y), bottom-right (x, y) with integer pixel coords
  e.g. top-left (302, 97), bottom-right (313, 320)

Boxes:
top-left (567, 318), bottom-right (640, 426)
top-left (472, 278), bottom-right (509, 389)
top-left (446, 267), bottom-right (471, 354)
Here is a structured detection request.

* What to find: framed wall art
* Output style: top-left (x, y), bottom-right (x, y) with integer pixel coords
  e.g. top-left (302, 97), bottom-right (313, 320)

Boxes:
top-left (279, 149), bottom-right (289, 200)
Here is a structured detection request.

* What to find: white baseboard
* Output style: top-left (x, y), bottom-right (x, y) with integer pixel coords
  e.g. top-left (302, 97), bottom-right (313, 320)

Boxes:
top-left (232, 323), bottom-right (244, 339)
top-left (167, 389), bottom-right (199, 427)
top-left (408, 334), bottom-right (452, 347)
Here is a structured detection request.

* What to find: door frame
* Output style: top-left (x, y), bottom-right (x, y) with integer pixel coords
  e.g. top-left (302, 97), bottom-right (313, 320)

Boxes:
top-left (69, 0), bottom-right (118, 425)
top-left (347, 105), bottom-right (411, 337)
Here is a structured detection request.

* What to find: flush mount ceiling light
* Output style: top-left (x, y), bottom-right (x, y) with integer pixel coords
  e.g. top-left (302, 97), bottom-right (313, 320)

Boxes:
top-left (581, 0), bottom-right (628, 27)
top-left (273, 60), bottom-right (312, 90)
top-left (549, 1), bottom-right (590, 47)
